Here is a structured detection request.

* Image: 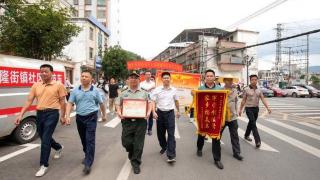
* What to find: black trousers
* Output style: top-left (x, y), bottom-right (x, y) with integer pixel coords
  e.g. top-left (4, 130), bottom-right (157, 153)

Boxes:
top-left (76, 111), bottom-right (98, 167)
top-left (156, 109), bottom-right (176, 158)
top-left (147, 112), bottom-right (153, 131)
top-left (121, 119), bottom-right (147, 168)
top-left (221, 120), bottom-right (241, 155)
top-left (36, 109), bottom-right (62, 167)
top-left (244, 107), bottom-right (261, 144)
top-left (197, 134), bottom-right (221, 161)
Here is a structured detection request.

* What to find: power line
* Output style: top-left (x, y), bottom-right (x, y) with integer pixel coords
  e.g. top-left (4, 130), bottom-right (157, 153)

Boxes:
top-left (226, 0), bottom-right (289, 30)
top-left (188, 28), bottom-right (320, 63)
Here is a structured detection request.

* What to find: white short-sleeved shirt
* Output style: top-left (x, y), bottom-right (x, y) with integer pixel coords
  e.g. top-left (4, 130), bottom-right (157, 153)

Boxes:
top-left (151, 86), bottom-right (178, 111)
top-left (140, 80), bottom-right (155, 92)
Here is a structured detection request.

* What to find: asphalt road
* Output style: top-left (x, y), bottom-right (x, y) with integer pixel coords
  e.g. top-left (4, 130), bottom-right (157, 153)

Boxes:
top-left (0, 97), bottom-right (319, 180)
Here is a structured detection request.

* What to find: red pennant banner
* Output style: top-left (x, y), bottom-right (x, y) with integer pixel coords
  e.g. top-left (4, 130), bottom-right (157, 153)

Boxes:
top-left (195, 90), bottom-right (228, 139)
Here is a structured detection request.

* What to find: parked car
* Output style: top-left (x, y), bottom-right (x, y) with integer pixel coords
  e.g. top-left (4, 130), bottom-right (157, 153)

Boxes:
top-left (260, 86), bottom-right (274, 97)
top-left (270, 87), bottom-right (288, 97)
top-left (284, 86), bottom-right (309, 98)
top-left (0, 54), bottom-right (65, 144)
top-left (294, 84), bottom-right (320, 98)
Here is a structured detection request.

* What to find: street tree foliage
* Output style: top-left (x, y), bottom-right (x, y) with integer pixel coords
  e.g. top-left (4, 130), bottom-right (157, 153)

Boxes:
top-left (0, 0), bottom-right (80, 60)
top-left (310, 75), bottom-right (320, 85)
top-left (102, 46), bottom-right (144, 80)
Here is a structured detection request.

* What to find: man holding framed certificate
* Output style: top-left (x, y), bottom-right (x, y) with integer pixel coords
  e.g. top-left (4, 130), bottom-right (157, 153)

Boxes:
top-left (115, 71), bottom-right (152, 175)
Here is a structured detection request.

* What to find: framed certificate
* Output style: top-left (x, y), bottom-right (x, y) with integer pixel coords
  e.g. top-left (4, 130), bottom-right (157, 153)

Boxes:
top-left (122, 99), bottom-right (148, 118)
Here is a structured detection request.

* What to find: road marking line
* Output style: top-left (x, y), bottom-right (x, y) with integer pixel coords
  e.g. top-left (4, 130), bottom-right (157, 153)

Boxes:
top-left (70, 112), bottom-right (76, 117)
top-left (297, 122), bottom-right (320, 130)
top-left (292, 113), bottom-right (320, 115)
top-left (0, 92), bottom-right (29, 97)
top-left (309, 117), bottom-right (320, 119)
top-left (279, 110), bottom-right (320, 112)
top-left (175, 121), bottom-right (181, 139)
top-left (239, 117), bottom-right (320, 158)
top-left (104, 116), bottom-right (121, 128)
top-left (260, 107), bottom-right (307, 109)
top-left (205, 138), bottom-right (224, 145)
top-left (0, 143), bottom-right (40, 163)
top-left (237, 128), bottom-right (279, 152)
top-left (116, 159), bottom-right (131, 180)
top-left (268, 119), bottom-right (320, 141)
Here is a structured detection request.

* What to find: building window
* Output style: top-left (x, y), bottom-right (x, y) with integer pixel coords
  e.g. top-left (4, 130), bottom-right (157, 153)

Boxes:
top-left (97, 10), bottom-right (105, 18)
top-left (85, 0), bottom-right (92, 5)
top-left (73, 0), bottom-right (78, 5)
top-left (85, 10), bottom-right (91, 17)
top-left (97, 0), bottom-right (106, 6)
top-left (72, 9), bottom-right (78, 17)
top-left (89, 48), bottom-right (94, 59)
top-left (89, 27), bottom-right (94, 40)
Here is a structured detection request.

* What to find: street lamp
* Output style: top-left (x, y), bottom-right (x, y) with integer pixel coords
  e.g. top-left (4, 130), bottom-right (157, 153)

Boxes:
top-left (243, 55), bottom-right (254, 86)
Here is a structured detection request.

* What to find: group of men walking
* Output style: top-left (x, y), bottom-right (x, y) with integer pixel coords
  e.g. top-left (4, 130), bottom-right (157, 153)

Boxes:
top-left (15, 64), bottom-right (271, 177)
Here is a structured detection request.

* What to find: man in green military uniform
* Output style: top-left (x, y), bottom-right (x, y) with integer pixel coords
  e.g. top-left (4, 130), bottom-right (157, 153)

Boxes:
top-left (115, 72), bottom-right (152, 174)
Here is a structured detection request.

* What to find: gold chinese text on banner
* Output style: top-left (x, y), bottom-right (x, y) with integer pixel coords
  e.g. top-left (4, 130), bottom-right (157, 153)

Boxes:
top-left (194, 90), bottom-right (228, 139)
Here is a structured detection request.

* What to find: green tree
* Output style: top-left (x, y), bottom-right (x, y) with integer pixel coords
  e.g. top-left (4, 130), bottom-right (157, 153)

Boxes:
top-left (102, 46), bottom-right (145, 80)
top-left (125, 50), bottom-right (144, 61)
top-left (310, 75), bottom-right (320, 85)
top-left (102, 46), bottom-right (129, 80)
top-left (0, 0), bottom-right (80, 60)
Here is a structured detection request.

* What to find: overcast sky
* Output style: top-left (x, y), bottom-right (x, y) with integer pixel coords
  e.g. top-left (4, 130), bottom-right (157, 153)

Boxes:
top-left (119, 0), bottom-right (319, 70)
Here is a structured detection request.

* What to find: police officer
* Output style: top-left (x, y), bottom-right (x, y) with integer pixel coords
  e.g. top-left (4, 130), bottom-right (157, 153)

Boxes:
top-left (196, 69), bottom-right (224, 170)
top-left (65, 71), bottom-right (107, 175)
top-left (219, 75), bottom-right (243, 161)
top-left (239, 74), bottom-right (271, 148)
top-left (115, 72), bottom-right (152, 174)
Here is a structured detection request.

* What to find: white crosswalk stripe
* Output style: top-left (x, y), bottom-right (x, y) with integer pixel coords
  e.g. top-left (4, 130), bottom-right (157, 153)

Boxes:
top-left (297, 122), bottom-right (320, 130)
top-left (267, 119), bottom-right (320, 141)
top-left (237, 128), bottom-right (279, 152)
top-left (104, 116), bottom-right (121, 128)
top-left (239, 117), bottom-right (320, 158)
top-left (259, 102), bottom-right (320, 119)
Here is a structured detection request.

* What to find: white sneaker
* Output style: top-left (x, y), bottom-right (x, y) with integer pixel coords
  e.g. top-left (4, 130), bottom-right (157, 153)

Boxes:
top-left (189, 118), bottom-right (194, 123)
top-left (35, 165), bottom-right (48, 177)
top-left (53, 145), bottom-right (64, 159)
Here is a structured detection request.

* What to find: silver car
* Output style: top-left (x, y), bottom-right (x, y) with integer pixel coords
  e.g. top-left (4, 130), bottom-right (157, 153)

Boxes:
top-left (284, 86), bottom-right (309, 98)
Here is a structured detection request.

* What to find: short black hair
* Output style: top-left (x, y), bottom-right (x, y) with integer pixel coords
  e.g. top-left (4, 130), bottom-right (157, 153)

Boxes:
top-left (40, 64), bottom-right (53, 72)
top-left (145, 70), bottom-right (152, 74)
top-left (249, 74), bottom-right (258, 80)
top-left (205, 69), bottom-right (215, 75)
top-left (81, 70), bottom-right (93, 77)
top-left (151, 75), bottom-right (155, 79)
top-left (161, 72), bottom-right (171, 78)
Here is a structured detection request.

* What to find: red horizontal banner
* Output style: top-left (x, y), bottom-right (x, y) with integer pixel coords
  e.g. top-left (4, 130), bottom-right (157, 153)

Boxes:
top-left (0, 66), bottom-right (64, 87)
top-left (127, 61), bottom-right (183, 72)
top-left (195, 90), bottom-right (228, 139)
top-left (0, 105), bottom-right (37, 116)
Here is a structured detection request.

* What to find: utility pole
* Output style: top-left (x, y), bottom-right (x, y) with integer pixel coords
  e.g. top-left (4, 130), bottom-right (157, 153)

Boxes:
top-left (244, 55), bottom-right (254, 86)
top-left (306, 34), bottom-right (309, 85)
top-left (275, 23), bottom-right (283, 83)
top-left (288, 47), bottom-right (292, 84)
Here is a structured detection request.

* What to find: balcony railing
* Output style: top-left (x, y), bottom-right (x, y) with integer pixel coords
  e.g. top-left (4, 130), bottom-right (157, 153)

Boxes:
top-left (217, 40), bottom-right (246, 50)
top-left (217, 54), bottom-right (244, 71)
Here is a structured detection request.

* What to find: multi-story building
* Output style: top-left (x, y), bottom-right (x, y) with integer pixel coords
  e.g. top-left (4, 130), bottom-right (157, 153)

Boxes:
top-left (154, 28), bottom-right (259, 84)
top-left (62, 16), bottom-right (110, 85)
top-left (108, 0), bottom-right (121, 46)
top-left (68, 0), bottom-right (109, 28)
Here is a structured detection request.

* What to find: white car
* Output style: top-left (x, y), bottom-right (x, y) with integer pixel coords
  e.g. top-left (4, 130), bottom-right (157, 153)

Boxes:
top-left (284, 86), bottom-right (309, 98)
